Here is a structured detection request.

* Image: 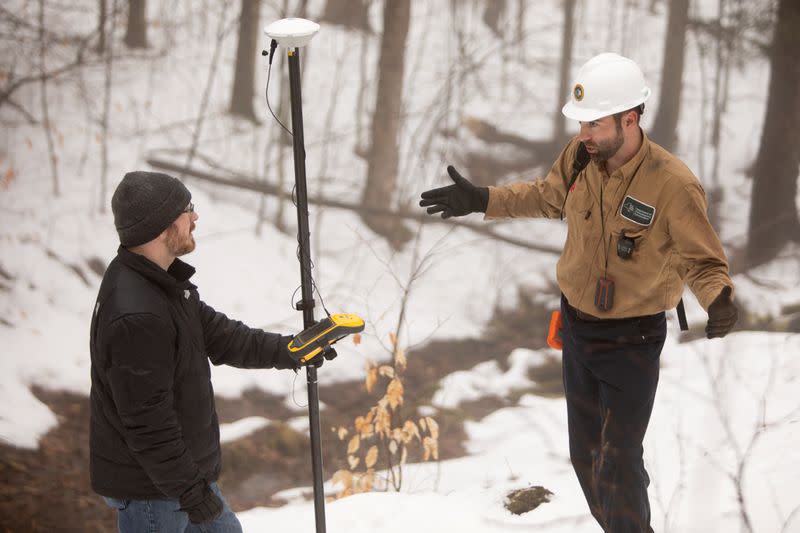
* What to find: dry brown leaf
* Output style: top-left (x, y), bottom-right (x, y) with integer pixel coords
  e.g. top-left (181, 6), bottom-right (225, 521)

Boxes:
top-left (374, 406), bottom-right (391, 437)
top-left (352, 333), bottom-right (361, 346)
top-left (389, 332), bottom-right (397, 346)
top-left (423, 436), bottom-right (439, 461)
top-left (378, 365), bottom-right (395, 378)
top-left (337, 427), bottom-right (348, 440)
top-left (348, 455), bottom-right (360, 469)
top-left (331, 469), bottom-right (353, 490)
top-left (401, 420), bottom-right (421, 443)
top-left (2, 168), bottom-right (16, 190)
top-left (347, 435), bottom-right (360, 455)
top-left (425, 417), bottom-right (439, 440)
top-left (419, 417), bottom-right (427, 432)
top-left (354, 415), bottom-right (374, 439)
top-left (388, 439), bottom-right (398, 455)
top-left (400, 446), bottom-right (408, 465)
top-left (394, 349), bottom-right (407, 372)
top-left (365, 446), bottom-right (378, 468)
top-left (365, 366), bottom-right (378, 393)
top-left (360, 470), bottom-right (375, 492)
top-left (386, 378), bottom-right (404, 409)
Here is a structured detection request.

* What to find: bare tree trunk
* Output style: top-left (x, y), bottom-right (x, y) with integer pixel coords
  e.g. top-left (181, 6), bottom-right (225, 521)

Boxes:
top-left (361, 0), bottom-right (412, 249)
top-left (651, 0), bottom-right (689, 151)
top-left (39, 0), bottom-right (60, 197)
top-left (229, 0), bottom-right (261, 121)
top-left (354, 26), bottom-right (370, 157)
top-left (746, 0), bottom-right (800, 266)
top-left (124, 0), bottom-right (148, 48)
top-left (182, 0), bottom-right (230, 178)
top-left (99, 0), bottom-right (118, 213)
top-left (96, 0), bottom-right (107, 54)
top-left (321, 0), bottom-right (371, 32)
top-left (516, 0), bottom-right (525, 62)
top-left (707, 0), bottom-right (732, 230)
top-left (482, 0), bottom-right (506, 38)
top-left (554, 0), bottom-right (576, 143)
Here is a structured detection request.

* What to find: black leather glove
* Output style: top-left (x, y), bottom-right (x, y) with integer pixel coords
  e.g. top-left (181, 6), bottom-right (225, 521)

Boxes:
top-left (706, 286), bottom-right (738, 339)
top-left (179, 480), bottom-right (223, 524)
top-left (419, 166), bottom-right (489, 219)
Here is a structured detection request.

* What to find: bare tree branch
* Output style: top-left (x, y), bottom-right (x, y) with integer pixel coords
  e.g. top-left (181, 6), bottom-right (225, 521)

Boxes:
top-left (145, 156), bottom-right (563, 255)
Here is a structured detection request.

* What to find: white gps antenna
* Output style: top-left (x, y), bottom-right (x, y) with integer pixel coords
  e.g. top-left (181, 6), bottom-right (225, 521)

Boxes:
top-left (264, 17), bottom-right (319, 48)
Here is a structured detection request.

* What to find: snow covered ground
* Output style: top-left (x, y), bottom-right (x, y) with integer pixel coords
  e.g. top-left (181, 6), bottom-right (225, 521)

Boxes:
top-left (1, 0), bottom-right (799, 531)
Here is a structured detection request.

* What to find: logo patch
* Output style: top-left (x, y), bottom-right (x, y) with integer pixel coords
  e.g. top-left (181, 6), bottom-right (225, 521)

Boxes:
top-left (573, 84), bottom-right (584, 101)
top-left (620, 195), bottom-right (655, 226)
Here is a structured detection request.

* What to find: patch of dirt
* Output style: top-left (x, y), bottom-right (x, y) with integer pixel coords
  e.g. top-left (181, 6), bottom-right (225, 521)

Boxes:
top-left (0, 387), bottom-right (115, 533)
top-left (504, 485), bottom-right (554, 515)
top-left (0, 287), bottom-right (564, 528)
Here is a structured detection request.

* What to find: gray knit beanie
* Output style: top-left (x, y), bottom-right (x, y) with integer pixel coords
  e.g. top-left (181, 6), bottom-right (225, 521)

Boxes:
top-left (111, 171), bottom-right (192, 247)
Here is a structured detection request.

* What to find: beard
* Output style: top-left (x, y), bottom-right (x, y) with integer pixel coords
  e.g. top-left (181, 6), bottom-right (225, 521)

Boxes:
top-left (587, 123), bottom-right (624, 163)
top-left (165, 222), bottom-right (196, 256)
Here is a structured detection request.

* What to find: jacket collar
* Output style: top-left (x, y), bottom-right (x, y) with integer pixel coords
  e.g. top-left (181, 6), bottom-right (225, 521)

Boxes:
top-left (117, 246), bottom-right (197, 295)
top-left (614, 128), bottom-right (650, 182)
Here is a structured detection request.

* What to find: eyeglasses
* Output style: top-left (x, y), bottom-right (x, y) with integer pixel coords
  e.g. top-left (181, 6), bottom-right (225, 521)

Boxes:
top-left (183, 202), bottom-right (195, 213)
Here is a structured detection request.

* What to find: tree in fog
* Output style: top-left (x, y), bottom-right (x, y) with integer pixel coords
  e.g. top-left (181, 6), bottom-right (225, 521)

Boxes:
top-left (746, 0), bottom-right (800, 266)
top-left (650, 0), bottom-right (689, 151)
top-left (229, 0), bottom-right (262, 121)
top-left (361, 0), bottom-right (412, 248)
top-left (124, 0), bottom-right (148, 48)
top-left (554, 0), bottom-right (576, 144)
top-left (320, 0), bottom-right (372, 33)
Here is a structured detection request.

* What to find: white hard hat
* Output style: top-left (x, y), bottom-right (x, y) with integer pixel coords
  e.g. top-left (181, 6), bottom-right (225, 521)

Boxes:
top-left (561, 53), bottom-right (651, 122)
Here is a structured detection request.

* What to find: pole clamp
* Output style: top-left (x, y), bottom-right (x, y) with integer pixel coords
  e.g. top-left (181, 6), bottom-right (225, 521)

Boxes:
top-left (295, 298), bottom-right (316, 311)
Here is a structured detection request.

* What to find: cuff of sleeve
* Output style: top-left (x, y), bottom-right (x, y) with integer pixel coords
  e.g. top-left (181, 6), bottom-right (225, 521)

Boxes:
top-left (484, 187), bottom-right (505, 220)
top-left (699, 283), bottom-right (733, 311)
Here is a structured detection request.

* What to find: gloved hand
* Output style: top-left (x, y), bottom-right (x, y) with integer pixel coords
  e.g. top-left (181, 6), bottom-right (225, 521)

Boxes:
top-left (706, 286), bottom-right (738, 339)
top-left (419, 166), bottom-right (489, 219)
top-left (307, 346), bottom-right (337, 368)
top-left (179, 480), bottom-right (223, 524)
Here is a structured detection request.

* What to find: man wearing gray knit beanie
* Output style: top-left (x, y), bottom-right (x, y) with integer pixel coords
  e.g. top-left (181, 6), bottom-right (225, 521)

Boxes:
top-left (89, 171), bottom-right (319, 532)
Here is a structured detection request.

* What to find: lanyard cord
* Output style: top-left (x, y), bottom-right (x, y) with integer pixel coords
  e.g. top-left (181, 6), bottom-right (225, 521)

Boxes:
top-left (600, 179), bottom-right (610, 277)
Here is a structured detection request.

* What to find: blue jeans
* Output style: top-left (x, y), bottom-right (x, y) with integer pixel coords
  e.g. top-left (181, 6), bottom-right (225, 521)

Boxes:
top-left (102, 482), bottom-right (243, 533)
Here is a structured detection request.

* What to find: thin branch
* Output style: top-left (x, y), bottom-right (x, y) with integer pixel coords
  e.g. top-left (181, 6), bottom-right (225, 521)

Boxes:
top-left (39, 0), bottom-right (60, 197)
top-left (182, 0), bottom-right (235, 177)
top-left (146, 156), bottom-right (563, 255)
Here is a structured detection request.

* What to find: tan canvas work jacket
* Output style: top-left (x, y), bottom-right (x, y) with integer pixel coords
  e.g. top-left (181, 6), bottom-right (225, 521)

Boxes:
top-left (485, 132), bottom-right (733, 319)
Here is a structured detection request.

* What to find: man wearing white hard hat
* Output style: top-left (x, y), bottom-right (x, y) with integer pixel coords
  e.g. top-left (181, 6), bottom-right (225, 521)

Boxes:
top-left (420, 53), bottom-right (738, 532)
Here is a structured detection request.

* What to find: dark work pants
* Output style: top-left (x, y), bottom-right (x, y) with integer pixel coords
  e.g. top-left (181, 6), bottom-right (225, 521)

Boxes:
top-left (561, 296), bottom-right (666, 533)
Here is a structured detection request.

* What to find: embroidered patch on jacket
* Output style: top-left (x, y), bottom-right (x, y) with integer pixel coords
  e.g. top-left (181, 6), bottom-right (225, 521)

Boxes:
top-left (620, 195), bottom-right (656, 226)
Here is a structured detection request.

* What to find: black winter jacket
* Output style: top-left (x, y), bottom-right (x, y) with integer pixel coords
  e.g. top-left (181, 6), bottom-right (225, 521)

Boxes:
top-left (89, 247), bottom-right (295, 499)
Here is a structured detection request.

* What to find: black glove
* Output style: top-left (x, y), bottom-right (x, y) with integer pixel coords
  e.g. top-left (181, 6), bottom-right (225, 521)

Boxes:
top-left (419, 166), bottom-right (489, 219)
top-left (179, 480), bottom-right (223, 524)
top-left (307, 346), bottom-right (338, 368)
top-left (706, 286), bottom-right (738, 339)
